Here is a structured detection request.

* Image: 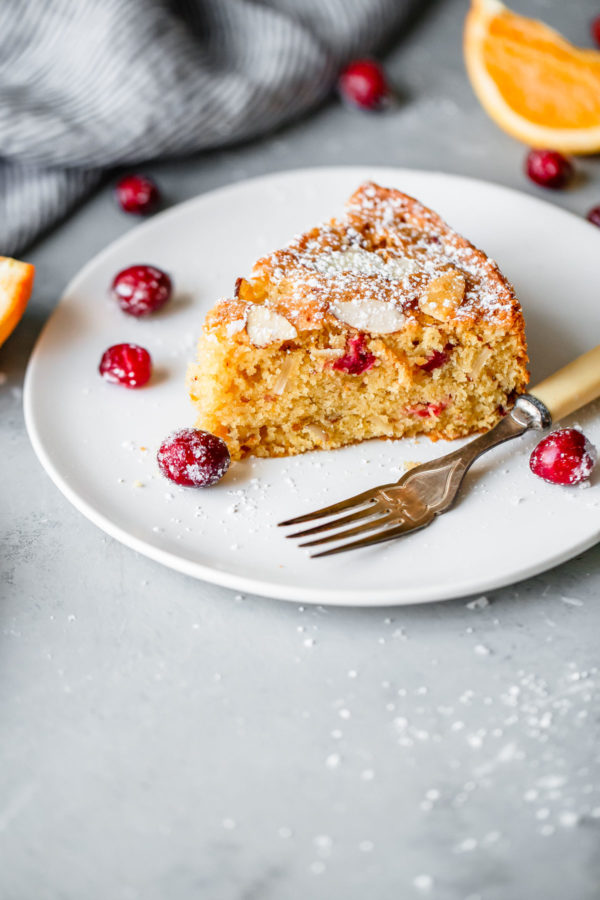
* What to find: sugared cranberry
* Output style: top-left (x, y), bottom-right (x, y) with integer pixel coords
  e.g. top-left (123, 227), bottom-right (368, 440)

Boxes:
top-left (333, 334), bottom-right (376, 375)
top-left (525, 149), bottom-right (573, 189)
top-left (418, 343), bottom-right (453, 373)
top-left (592, 15), bottom-right (600, 47)
top-left (529, 428), bottom-right (597, 486)
top-left (99, 343), bottom-right (152, 388)
top-left (586, 205), bottom-right (600, 228)
top-left (338, 59), bottom-right (389, 110)
top-left (116, 174), bottom-right (160, 215)
top-left (157, 428), bottom-right (230, 487)
top-left (111, 265), bottom-right (172, 317)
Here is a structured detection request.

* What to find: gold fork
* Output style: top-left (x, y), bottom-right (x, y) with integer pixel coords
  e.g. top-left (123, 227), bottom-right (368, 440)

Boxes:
top-left (279, 346), bottom-right (600, 558)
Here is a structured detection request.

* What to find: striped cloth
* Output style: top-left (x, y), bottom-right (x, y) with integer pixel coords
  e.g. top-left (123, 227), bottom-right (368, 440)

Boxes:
top-left (0, 0), bottom-right (414, 257)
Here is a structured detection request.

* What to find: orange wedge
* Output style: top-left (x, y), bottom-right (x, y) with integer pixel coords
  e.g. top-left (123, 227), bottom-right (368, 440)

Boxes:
top-left (464, 0), bottom-right (600, 154)
top-left (0, 257), bottom-right (35, 349)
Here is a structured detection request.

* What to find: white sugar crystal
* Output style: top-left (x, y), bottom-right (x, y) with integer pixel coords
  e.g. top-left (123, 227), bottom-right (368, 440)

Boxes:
top-left (413, 874), bottom-right (433, 892)
top-left (561, 596), bottom-right (584, 607)
top-left (559, 811), bottom-right (579, 828)
top-left (466, 596), bottom-right (489, 610)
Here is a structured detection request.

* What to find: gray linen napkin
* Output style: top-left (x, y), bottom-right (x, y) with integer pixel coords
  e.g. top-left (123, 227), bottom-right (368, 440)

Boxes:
top-left (0, 0), bottom-right (414, 256)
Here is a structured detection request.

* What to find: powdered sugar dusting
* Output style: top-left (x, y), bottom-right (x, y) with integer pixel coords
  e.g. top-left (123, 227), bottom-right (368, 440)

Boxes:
top-left (313, 248), bottom-right (418, 280)
top-left (249, 182), bottom-right (519, 333)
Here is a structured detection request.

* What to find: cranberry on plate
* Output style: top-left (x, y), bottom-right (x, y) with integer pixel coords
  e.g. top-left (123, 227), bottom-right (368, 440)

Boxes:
top-left (525, 149), bottom-right (573, 189)
top-left (99, 343), bottom-right (152, 388)
top-left (529, 428), bottom-right (597, 486)
top-left (116, 174), bottom-right (160, 215)
top-left (111, 264), bottom-right (172, 317)
top-left (338, 59), bottom-right (389, 110)
top-left (157, 428), bottom-right (231, 487)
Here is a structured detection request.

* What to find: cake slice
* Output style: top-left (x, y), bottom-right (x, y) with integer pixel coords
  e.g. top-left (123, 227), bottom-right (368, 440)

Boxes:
top-left (188, 182), bottom-right (529, 460)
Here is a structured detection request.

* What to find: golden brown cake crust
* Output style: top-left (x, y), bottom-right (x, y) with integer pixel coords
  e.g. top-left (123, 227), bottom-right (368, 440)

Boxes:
top-left (205, 181), bottom-right (526, 339)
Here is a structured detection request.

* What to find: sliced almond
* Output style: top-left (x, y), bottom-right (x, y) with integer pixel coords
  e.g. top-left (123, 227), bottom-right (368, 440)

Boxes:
top-left (272, 354), bottom-right (299, 394)
top-left (470, 345), bottom-right (492, 380)
top-left (330, 298), bottom-right (406, 334)
top-left (419, 269), bottom-right (465, 321)
top-left (310, 348), bottom-right (345, 358)
top-left (304, 423), bottom-right (329, 443)
top-left (246, 305), bottom-right (297, 347)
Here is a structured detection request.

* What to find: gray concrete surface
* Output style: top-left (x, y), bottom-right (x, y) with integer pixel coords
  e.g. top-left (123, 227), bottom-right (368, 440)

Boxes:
top-left (2, 1), bottom-right (600, 898)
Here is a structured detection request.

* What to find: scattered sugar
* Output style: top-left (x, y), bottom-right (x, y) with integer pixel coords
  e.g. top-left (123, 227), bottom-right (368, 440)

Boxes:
top-left (466, 596), bottom-right (489, 610)
top-left (413, 874), bottom-right (434, 892)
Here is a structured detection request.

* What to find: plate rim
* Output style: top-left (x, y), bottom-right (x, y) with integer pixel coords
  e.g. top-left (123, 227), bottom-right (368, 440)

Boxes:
top-left (23, 165), bottom-right (600, 606)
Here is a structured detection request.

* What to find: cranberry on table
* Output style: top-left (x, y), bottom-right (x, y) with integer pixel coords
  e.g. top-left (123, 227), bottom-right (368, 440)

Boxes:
top-left (116, 174), bottom-right (160, 215)
top-left (99, 343), bottom-right (152, 388)
top-left (529, 428), bottom-right (597, 486)
top-left (338, 59), bottom-right (389, 110)
top-left (111, 265), bottom-right (172, 316)
top-left (157, 428), bottom-right (231, 487)
top-left (587, 205), bottom-right (600, 228)
top-left (525, 149), bottom-right (573, 189)
top-left (592, 14), bottom-right (600, 47)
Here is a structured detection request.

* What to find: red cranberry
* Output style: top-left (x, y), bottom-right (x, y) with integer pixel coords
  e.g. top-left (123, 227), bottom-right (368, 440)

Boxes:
top-left (157, 428), bottom-right (230, 487)
top-left (406, 401), bottom-right (446, 418)
top-left (525, 149), bottom-right (573, 189)
top-left (586, 205), bottom-right (600, 228)
top-left (592, 15), bottom-right (600, 47)
top-left (116, 174), bottom-right (160, 215)
top-left (99, 343), bottom-right (152, 388)
top-left (338, 59), bottom-right (389, 110)
top-left (529, 428), bottom-right (597, 486)
top-left (333, 333), bottom-right (376, 375)
top-left (418, 343), bottom-right (453, 373)
top-left (111, 265), bottom-right (172, 317)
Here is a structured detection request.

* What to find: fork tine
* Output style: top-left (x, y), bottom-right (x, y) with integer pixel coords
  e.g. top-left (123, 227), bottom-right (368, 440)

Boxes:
top-left (299, 513), bottom-right (398, 548)
top-left (310, 517), bottom-right (432, 558)
top-left (287, 504), bottom-right (385, 539)
top-left (278, 488), bottom-right (378, 527)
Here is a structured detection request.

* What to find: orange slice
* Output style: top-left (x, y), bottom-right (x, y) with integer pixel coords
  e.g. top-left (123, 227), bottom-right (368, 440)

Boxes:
top-left (0, 257), bottom-right (35, 349)
top-left (464, 0), bottom-right (600, 154)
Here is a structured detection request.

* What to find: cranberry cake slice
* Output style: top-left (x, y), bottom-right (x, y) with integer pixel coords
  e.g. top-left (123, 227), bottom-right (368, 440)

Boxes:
top-left (187, 182), bottom-right (529, 460)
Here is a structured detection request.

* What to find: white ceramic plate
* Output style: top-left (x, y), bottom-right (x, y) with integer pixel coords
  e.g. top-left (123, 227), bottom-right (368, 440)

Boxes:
top-left (24, 167), bottom-right (600, 606)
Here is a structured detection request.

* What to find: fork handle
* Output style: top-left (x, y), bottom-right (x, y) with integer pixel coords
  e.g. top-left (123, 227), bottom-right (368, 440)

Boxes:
top-left (529, 344), bottom-right (600, 424)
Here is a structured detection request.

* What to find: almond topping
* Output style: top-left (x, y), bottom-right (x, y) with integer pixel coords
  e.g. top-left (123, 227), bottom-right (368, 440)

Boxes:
top-left (419, 269), bottom-right (465, 321)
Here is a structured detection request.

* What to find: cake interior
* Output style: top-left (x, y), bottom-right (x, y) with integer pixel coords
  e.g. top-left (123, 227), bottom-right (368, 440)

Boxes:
top-left (189, 312), bottom-right (524, 460)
